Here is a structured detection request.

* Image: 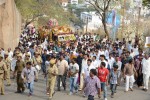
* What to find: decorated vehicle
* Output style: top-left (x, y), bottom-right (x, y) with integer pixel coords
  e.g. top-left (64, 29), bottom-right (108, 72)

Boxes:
top-left (38, 26), bottom-right (76, 42)
top-left (50, 26), bottom-right (76, 42)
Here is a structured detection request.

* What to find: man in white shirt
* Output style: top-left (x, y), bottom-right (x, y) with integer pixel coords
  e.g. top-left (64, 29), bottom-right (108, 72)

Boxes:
top-left (127, 41), bottom-right (132, 52)
top-left (21, 61), bottom-right (38, 96)
top-left (130, 49), bottom-right (135, 58)
top-left (68, 58), bottom-right (79, 95)
top-left (115, 56), bottom-right (122, 85)
top-left (108, 54), bottom-right (115, 69)
top-left (132, 45), bottom-right (139, 56)
top-left (141, 53), bottom-right (150, 91)
top-left (104, 48), bottom-right (109, 60)
top-left (8, 48), bottom-right (13, 61)
top-left (82, 59), bottom-right (95, 78)
top-left (79, 54), bottom-right (88, 90)
top-left (98, 48), bottom-right (105, 56)
top-left (0, 48), bottom-right (5, 58)
top-left (91, 56), bottom-right (99, 69)
top-left (57, 55), bottom-right (68, 91)
top-left (98, 55), bottom-right (108, 69)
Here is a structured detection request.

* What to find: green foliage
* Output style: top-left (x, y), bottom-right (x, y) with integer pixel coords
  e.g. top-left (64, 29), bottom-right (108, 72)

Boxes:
top-left (78, 0), bottom-right (84, 4)
top-left (15, 0), bottom-right (72, 26)
top-left (143, 0), bottom-right (150, 8)
top-left (67, 4), bottom-right (95, 28)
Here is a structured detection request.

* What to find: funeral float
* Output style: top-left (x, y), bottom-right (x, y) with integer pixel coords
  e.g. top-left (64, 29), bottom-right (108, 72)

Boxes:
top-left (49, 26), bottom-right (76, 42)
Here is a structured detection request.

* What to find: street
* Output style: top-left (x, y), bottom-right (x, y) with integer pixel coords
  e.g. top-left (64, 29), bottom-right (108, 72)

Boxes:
top-left (0, 74), bottom-right (150, 100)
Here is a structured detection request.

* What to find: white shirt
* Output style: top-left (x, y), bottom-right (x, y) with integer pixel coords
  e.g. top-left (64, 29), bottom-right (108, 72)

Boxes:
top-left (11, 58), bottom-right (17, 71)
top-left (69, 63), bottom-right (79, 77)
top-left (45, 61), bottom-right (50, 71)
top-left (91, 60), bottom-right (99, 69)
top-left (93, 35), bottom-right (96, 41)
top-left (98, 50), bottom-right (105, 56)
top-left (127, 44), bottom-right (132, 52)
top-left (133, 47), bottom-right (139, 56)
top-left (1, 50), bottom-right (5, 58)
top-left (82, 64), bottom-right (95, 78)
top-left (8, 51), bottom-right (13, 60)
top-left (130, 52), bottom-right (135, 58)
top-left (82, 59), bottom-right (87, 69)
top-left (142, 58), bottom-right (150, 75)
top-left (116, 61), bottom-right (122, 71)
top-left (118, 49), bottom-right (122, 57)
top-left (104, 50), bottom-right (109, 60)
top-left (97, 60), bottom-right (108, 68)
top-left (108, 57), bottom-right (115, 69)
top-left (21, 67), bottom-right (37, 83)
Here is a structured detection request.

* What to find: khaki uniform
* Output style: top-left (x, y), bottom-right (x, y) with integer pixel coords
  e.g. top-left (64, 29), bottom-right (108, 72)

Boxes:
top-left (4, 58), bottom-right (11, 85)
top-left (0, 60), bottom-right (7, 94)
top-left (33, 56), bottom-right (42, 66)
top-left (47, 64), bottom-right (58, 98)
top-left (33, 56), bottom-right (42, 70)
top-left (15, 60), bottom-right (25, 92)
top-left (24, 59), bottom-right (33, 65)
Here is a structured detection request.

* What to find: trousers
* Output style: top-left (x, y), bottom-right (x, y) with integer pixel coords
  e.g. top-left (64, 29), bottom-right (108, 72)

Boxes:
top-left (88, 95), bottom-right (94, 100)
top-left (17, 73), bottom-right (25, 92)
top-left (26, 81), bottom-right (34, 94)
top-left (69, 77), bottom-right (78, 92)
top-left (79, 74), bottom-right (84, 90)
top-left (6, 69), bottom-right (11, 85)
top-left (110, 84), bottom-right (117, 94)
top-left (101, 82), bottom-right (107, 98)
top-left (0, 78), bottom-right (4, 94)
top-left (143, 74), bottom-right (150, 89)
top-left (125, 75), bottom-right (135, 91)
top-left (57, 75), bottom-right (66, 90)
top-left (48, 77), bottom-right (56, 97)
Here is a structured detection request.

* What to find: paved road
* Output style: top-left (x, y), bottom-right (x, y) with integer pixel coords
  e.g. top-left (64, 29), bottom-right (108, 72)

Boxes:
top-left (0, 75), bottom-right (150, 100)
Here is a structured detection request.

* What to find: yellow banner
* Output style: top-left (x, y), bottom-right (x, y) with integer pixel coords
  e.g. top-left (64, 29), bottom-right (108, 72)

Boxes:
top-left (58, 34), bottom-right (76, 41)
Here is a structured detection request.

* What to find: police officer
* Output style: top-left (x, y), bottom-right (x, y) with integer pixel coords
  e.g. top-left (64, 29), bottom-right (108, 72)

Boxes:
top-left (24, 53), bottom-right (33, 64)
top-left (47, 58), bottom-right (58, 100)
top-left (4, 52), bottom-right (11, 86)
top-left (33, 52), bottom-right (42, 71)
top-left (0, 55), bottom-right (7, 95)
top-left (14, 53), bottom-right (25, 93)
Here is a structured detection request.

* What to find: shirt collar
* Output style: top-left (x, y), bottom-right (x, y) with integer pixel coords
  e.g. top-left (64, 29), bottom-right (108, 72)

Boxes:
top-left (91, 76), bottom-right (96, 79)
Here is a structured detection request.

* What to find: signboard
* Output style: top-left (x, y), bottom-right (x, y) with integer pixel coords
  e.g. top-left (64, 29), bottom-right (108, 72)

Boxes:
top-left (145, 37), bottom-right (150, 48)
top-left (58, 34), bottom-right (76, 41)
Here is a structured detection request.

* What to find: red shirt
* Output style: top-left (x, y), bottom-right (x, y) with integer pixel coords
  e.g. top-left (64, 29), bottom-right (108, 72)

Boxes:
top-left (97, 67), bottom-right (109, 82)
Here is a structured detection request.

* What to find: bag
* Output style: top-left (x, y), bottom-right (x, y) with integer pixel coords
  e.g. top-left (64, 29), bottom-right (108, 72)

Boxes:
top-left (35, 65), bottom-right (41, 71)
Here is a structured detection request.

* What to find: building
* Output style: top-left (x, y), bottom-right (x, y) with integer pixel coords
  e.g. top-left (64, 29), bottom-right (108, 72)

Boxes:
top-left (80, 12), bottom-right (102, 32)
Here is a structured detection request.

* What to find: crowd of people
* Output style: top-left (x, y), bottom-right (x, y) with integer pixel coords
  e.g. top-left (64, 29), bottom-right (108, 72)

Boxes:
top-left (0, 26), bottom-right (150, 100)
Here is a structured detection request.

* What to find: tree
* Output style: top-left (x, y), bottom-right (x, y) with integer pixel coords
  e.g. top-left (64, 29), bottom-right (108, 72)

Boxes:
top-left (67, 4), bottom-right (95, 29)
top-left (15, 0), bottom-right (71, 28)
top-left (85, 0), bottom-right (112, 38)
top-left (78, 0), bottom-right (84, 4)
top-left (143, 0), bottom-right (150, 9)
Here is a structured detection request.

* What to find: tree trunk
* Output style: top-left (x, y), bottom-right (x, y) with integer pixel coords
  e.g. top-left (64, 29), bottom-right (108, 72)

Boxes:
top-left (24, 21), bottom-right (32, 29)
top-left (102, 18), bottom-right (109, 39)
